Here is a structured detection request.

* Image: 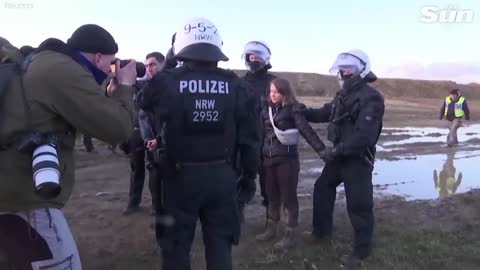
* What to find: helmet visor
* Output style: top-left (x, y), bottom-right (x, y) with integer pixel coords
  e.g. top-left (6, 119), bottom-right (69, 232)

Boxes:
top-left (241, 41), bottom-right (270, 63)
top-left (241, 49), bottom-right (269, 63)
top-left (329, 53), bottom-right (365, 76)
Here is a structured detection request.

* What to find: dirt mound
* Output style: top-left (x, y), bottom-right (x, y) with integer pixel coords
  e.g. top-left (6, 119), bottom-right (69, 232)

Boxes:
top-left (234, 70), bottom-right (480, 99)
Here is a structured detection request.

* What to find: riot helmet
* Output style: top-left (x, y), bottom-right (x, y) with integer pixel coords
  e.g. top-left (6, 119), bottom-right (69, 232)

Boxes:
top-left (242, 40), bottom-right (271, 72)
top-left (173, 17), bottom-right (228, 62)
top-left (329, 49), bottom-right (377, 90)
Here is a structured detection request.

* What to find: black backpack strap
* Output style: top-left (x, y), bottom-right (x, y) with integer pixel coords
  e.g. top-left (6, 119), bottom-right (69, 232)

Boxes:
top-left (19, 57), bottom-right (33, 130)
top-left (0, 63), bottom-right (25, 150)
top-left (0, 63), bottom-right (17, 98)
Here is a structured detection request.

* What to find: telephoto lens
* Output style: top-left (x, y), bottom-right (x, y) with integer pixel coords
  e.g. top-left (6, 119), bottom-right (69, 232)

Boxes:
top-left (117, 59), bottom-right (146, 78)
top-left (31, 135), bottom-right (61, 199)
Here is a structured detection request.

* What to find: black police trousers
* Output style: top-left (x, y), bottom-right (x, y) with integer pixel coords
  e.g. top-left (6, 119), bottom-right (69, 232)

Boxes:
top-left (238, 165), bottom-right (267, 214)
top-left (83, 134), bottom-right (94, 152)
top-left (258, 165), bottom-right (268, 206)
top-left (158, 163), bottom-right (240, 270)
top-left (128, 149), bottom-right (159, 210)
top-left (313, 158), bottom-right (374, 259)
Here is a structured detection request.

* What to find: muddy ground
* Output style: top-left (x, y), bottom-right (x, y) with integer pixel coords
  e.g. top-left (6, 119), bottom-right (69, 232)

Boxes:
top-left (64, 97), bottom-right (480, 270)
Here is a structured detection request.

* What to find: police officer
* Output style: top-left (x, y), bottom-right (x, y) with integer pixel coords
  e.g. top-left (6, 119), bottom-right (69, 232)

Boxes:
top-left (439, 88), bottom-right (470, 146)
top-left (140, 17), bottom-right (259, 270)
top-left (123, 52), bottom-right (165, 215)
top-left (304, 50), bottom-right (385, 266)
top-left (239, 40), bottom-right (276, 220)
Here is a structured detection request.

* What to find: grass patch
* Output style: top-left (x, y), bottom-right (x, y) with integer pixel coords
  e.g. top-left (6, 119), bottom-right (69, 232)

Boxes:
top-left (234, 222), bottom-right (480, 270)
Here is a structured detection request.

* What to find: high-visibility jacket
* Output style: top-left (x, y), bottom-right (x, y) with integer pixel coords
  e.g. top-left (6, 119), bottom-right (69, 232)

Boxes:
top-left (444, 96), bottom-right (465, 118)
top-left (436, 176), bottom-right (457, 195)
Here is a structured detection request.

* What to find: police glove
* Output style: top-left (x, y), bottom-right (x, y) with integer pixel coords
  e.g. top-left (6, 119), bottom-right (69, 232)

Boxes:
top-left (237, 174), bottom-right (257, 204)
top-left (318, 146), bottom-right (340, 162)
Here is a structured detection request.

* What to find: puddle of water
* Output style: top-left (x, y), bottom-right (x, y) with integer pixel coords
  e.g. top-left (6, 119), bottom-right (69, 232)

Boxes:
top-left (300, 150), bottom-right (480, 201)
top-left (302, 159), bottom-right (320, 164)
top-left (303, 167), bottom-right (324, 174)
top-left (372, 150), bottom-right (478, 200)
top-left (381, 124), bottom-right (480, 146)
top-left (376, 146), bottom-right (406, 152)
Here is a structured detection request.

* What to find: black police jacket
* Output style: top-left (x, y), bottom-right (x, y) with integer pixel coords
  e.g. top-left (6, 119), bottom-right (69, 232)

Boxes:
top-left (139, 62), bottom-right (260, 176)
top-left (242, 68), bottom-right (276, 115)
top-left (132, 79), bottom-right (147, 128)
top-left (242, 68), bottom-right (276, 154)
top-left (305, 81), bottom-right (385, 162)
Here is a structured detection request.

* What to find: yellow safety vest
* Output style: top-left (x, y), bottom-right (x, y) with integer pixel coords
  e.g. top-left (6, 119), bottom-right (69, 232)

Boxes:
top-left (436, 176), bottom-right (457, 195)
top-left (444, 96), bottom-right (465, 118)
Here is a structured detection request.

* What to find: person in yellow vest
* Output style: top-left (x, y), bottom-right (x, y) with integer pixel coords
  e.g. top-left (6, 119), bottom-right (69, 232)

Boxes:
top-left (439, 89), bottom-right (470, 146)
top-left (433, 150), bottom-right (462, 199)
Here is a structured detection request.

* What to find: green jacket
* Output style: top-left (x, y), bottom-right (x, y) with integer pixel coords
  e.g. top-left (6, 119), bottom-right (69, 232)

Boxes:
top-left (0, 47), bottom-right (134, 212)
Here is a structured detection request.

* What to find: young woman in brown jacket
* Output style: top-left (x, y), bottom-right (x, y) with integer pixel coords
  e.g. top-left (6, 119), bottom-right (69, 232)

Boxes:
top-left (256, 78), bottom-right (326, 249)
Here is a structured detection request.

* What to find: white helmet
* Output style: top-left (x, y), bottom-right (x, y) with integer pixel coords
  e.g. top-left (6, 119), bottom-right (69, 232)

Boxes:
top-left (242, 40), bottom-right (272, 72)
top-left (173, 17), bottom-right (228, 62)
top-left (329, 49), bottom-right (377, 82)
top-left (241, 41), bottom-right (271, 64)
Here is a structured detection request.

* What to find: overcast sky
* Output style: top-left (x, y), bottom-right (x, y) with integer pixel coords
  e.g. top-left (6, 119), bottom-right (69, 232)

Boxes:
top-left (1, 0), bottom-right (478, 83)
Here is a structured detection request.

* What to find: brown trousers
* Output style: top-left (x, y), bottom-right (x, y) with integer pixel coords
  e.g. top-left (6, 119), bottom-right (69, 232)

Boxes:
top-left (264, 159), bottom-right (300, 227)
top-left (447, 118), bottom-right (462, 145)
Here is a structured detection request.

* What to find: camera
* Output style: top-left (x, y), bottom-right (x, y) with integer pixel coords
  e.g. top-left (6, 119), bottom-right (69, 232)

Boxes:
top-left (17, 131), bottom-right (61, 199)
top-left (111, 59), bottom-right (146, 78)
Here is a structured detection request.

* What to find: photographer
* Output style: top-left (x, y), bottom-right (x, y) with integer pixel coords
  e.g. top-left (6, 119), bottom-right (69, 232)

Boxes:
top-left (0, 24), bottom-right (135, 270)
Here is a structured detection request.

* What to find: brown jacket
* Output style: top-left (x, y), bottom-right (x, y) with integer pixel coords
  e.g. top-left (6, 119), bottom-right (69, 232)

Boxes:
top-left (0, 45), bottom-right (134, 212)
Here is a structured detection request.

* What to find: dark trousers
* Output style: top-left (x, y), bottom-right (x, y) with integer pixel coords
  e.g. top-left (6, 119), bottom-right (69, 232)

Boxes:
top-left (265, 159), bottom-right (300, 227)
top-left (313, 158), bottom-right (374, 259)
top-left (158, 164), bottom-right (240, 270)
top-left (238, 160), bottom-right (267, 217)
top-left (258, 165), bottom-right (268, 206)
top-left (237, 157), bottom-right (268, 222)
top-left (83, 134), bottom-right (94, 152)
top-left (447, 118), bottom-right (462, 145)
top-left (128, 149), bottom-right (159, 209)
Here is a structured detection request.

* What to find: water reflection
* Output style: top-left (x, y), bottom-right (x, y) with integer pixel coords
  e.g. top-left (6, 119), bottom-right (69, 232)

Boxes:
top-left (368, 149), bottom-right (478, 200)
top-left (299, 150), bottom-right (480, 200)
top-left (433, 150), bottom-right (462, 199)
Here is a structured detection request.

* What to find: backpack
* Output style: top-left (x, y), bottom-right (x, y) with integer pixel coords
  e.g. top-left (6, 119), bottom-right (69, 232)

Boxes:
top-left (0, 43), bottom-right (30, 149)
top-left (0, 43), bottom-right (22, 97)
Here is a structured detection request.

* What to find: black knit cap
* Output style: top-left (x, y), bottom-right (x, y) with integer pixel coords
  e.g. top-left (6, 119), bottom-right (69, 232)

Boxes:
top-left (67, 24), bottom-right (118, 54)
top-left (0, 36), bottom-right (11, 48)
top-left (450, 88), bottom-right (460, 95)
